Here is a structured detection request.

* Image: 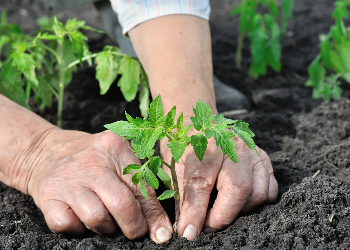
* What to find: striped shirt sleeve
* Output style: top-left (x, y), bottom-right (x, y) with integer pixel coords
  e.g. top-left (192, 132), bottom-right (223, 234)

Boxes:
top-left (109, 0), bottom-right (210, 35)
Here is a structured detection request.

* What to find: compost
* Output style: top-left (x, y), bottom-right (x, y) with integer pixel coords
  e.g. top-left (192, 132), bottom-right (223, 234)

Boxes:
top-left (1, 0), bottom-right (350, 249)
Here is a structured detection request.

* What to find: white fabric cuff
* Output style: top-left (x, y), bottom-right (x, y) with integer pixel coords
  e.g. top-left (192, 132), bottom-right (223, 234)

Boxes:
top-left (109, 0), bottom-right (210, 35)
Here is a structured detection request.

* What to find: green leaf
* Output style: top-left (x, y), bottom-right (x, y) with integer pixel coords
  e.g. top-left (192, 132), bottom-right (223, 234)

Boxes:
top-left (179, 124), bottom-right (193, 138)
top-left (132, 171), bottom-right (142, 185)
top-left (149, 94), bottom-right (165, 127)
top-left (331, 84), bottom-right (342, 100)
top-left (36, 16), bottom-right (51, 27)
top-left (308, 55), bottom-right (324, 87)
top-left (138, 180), bottom-right (149, 201)
top-left (249, 19), bottom-right (268, 64)
top-left (61, 39), bottom-right (78, 86)
top-left (118, 56), bottom-right (141, 102)
top-left (320, 35), bottom-right (331, 68)
top-left (0, 63), bottom-right (28, 108)
top-left (322, 84), bottom-right (332, 101)
top-left (157, 190), bottom-right (177, 200)
top-left (165, 106), bottom-right (176, 132)
top-left (149, 156), bottom-right (161, 175)
top-left (33, 74), bottom-right (56, 108)
top-left (16, 42), bottom-right (27, 54)
top-left (230, 120), bottom-right (257, 153)
top-left (95, 50), bottom-right (119, 95)
top-left (191, 135), bottom-right (208, 162)
top-left (123, 164), bottom-right (142, 175)
top-left (104, 121), bottom-right (152, 140)
top-left (0, 35), bottom-right (9, 55)
top-left (68, 30), bottom-right (88, 61)
top-left (37, 32), bottom-right (61, 41)
top-left (157, 168), bottom-right (172, 188)
top-left (142, 127), bottom-right (163, 154)
top-left (9, 51), bottom-right (39, 87)
top-left (139, 69), bottom-right (150, 118)
top-left (233, 120), bottom-right (255, 137)
top-left (168, 141), bottom-right (187, 163)
top-left (131, 139), bottom-right (155, 159)
top-left (268, 0), bottom-right (278, 19)
top-left (205, 124), bottom-right (237, 163)
top-left (177, 112), bottom-right (184, 132)
top-left (231, 6), bottom-right (242, 16)
top-left (214, 114), bottom-right (236, 125)
top-left (281, 0), bottom-right (293, 33)
top-left (144, 167), bottom-right (159, 189)
top-left (190, 99), bottom-right (214, 131)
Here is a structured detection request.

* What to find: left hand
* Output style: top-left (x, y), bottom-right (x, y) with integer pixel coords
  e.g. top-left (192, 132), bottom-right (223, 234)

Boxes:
top-left (160, 126), bottom-right (278, 241)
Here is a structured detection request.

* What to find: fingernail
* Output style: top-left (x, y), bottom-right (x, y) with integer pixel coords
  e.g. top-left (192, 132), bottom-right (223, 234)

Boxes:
top-left (203, 227), bottom-right (218, 234)
top-left (156, 227), bottom-right (172, 243)
top-left (182, 224), bottom-right (198, 241)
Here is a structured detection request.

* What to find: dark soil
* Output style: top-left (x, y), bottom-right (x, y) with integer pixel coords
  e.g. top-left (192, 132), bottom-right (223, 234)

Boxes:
top-left (1, 0), bottom-right (350, 249)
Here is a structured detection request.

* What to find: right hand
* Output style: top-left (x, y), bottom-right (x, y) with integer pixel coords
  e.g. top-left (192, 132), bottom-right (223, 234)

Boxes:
top-left (25, 129), bottom-right (173, 243)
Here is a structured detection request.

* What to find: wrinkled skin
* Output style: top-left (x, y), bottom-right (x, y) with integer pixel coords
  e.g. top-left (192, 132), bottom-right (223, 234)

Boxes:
top-left (160, 126), bottom-right (278, 240)
top-left (27, 129), bottom-right (173, 243)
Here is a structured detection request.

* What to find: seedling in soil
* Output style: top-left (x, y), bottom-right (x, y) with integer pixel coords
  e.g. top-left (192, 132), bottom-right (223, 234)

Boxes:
top-left (105, 94), bottom-right (257, 223)
top-left (231, 0), bottom-right (293, 78)
top-left (0, 12), bottom-right (149, 127)
top-left (306, 0), bottom-right (350, 101)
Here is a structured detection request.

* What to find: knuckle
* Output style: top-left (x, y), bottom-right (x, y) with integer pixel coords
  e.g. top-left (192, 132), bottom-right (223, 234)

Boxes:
top-left (186, 176), bottom-right (214, 193)
top-left (114, 198), bottom-right (138, 216)
top-left (224, 180), bottom-right (252, 201)
top-left (250, 189), bottom-right (269, 204)
top-left (82, 209), bottom-right (110, 228)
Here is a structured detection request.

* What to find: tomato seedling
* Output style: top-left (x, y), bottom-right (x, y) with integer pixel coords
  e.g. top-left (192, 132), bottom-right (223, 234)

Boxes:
top-left (231, 0), bottom-right (293, 78)
top-left (0, 13), bottom-right (149, 127)
top-left (105, 94), bottom-right (257, 223)
top-left (306, 0), bottom-right (350, 101)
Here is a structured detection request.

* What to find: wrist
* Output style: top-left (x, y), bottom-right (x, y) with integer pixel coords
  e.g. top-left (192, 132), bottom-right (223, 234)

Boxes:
top-left (0, 94), bottom-right (58, 195)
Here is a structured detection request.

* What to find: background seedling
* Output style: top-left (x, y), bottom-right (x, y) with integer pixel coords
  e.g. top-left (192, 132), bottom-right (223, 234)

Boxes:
top-left (232, 0), bottom-right (293, 78)
top-left (0, 13), bottom-right (150, 127)
top-left (105, 94), bottom-right (257, 224)
top-left (306, 0), bottom-right (350, 101)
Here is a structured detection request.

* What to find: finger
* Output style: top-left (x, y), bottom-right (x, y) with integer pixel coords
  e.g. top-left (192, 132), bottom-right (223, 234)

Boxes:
top-left (177, 143), bottom-right (223, 241)
top-left (203, 157), bottom-right (252, 233)
top-left (268, 171), bottom-right (278, 202)
top-left (241, 162), bottom-right (270, 212)
top-left (115, 142), bottom-right (173, 244)
top-left (42, 199), bottom-right (86, 236)
top-left (132, 185), bottom-right (173, 244)
top-left (94, 173), bottom-right (148, 240)
top-left (67, 187), bottom-right (117, 235)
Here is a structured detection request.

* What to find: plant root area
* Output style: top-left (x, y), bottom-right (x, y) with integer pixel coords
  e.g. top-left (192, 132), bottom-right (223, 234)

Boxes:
top-left (2, 0), bottom-right (350, 249)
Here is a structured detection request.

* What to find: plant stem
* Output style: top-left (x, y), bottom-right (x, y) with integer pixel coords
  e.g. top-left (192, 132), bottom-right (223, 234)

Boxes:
top-left (169, 157), bottom-right (180, 224)
top-left (235, 32), bottom-right (245, 69)
top-left (57, 40), bottom-right (65, 128)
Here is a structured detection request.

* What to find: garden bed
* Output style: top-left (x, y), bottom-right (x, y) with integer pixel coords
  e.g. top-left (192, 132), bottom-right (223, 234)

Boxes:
top-left (1, 0), bottom-right (350, 249)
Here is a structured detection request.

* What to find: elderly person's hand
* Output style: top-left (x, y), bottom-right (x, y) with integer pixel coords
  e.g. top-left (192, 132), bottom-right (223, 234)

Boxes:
top-left (160, 124), bottom-right (278, 240)
top-left (0, 94), bottom-right (173, 244)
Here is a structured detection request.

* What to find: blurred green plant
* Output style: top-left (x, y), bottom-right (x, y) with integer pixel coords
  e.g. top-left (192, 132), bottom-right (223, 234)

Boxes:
top-left (0, 12), bottom-right (150, 127)
top-left (306, 0), bottom-right (350, 101)
top-left (231, 0), bottom-right (293, 78)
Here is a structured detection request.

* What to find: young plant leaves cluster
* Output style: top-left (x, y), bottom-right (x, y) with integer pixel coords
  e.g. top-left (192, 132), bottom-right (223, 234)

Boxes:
top-left (306, 0), bottom-right (350, 101)
top-left (105, 94), bottom-right (257, 221)
top-left (232, 0), bottom-right (293, 78)
top-left (0, 13), bottom-right (150, 127)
